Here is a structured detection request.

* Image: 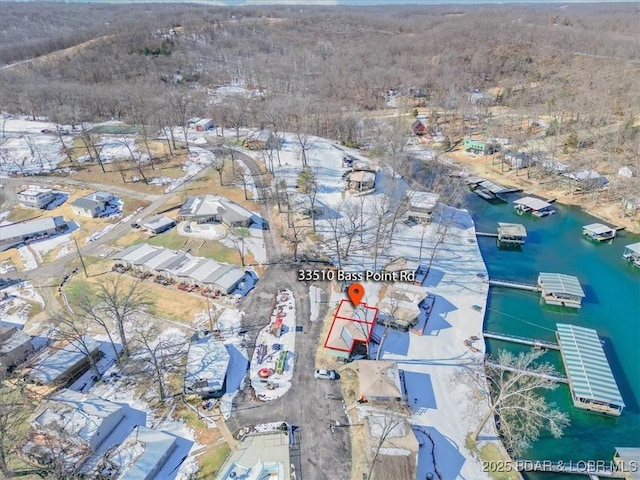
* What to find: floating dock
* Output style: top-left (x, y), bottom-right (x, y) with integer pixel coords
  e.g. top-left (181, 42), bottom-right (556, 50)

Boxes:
top-left (484, 324), bottom-right (625, 416)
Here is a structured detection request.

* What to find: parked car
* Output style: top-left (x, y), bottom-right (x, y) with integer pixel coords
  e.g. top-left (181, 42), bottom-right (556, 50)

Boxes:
top-left (314, 369), bottom-right (337, 380)
top-left (40, 129), bottom-right (53, 134)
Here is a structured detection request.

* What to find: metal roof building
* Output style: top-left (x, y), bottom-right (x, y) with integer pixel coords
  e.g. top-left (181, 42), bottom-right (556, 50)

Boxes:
top-left (556, 323), bottom-right (624, 416)
top-left (184, 334), bottom-right (230, 398)
top-left (537, 273), bottom-right (585, 308)
top-left (582, 223), bottom-right (616, 241)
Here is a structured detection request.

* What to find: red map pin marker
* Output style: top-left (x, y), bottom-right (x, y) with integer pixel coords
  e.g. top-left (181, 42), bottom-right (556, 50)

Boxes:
top-left (347, 283), bottom-right (365, 307)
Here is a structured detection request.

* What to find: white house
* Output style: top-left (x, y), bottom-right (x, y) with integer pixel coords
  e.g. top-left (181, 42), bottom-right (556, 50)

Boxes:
top-left (16, 186), bottom-right (56, 209)
top-left (71, 191), bottom-right (115, 218)
top-left (178, 195), bottom-right (255, 227)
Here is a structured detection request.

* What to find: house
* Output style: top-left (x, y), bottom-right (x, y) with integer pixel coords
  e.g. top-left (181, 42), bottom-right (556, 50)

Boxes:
top-left (195, 118), bottom-right (214, 132)
top-left (411, 119), bottom-right (427, 136)
top-left (345, 169), bottom-right (376, 194)
top-left (463, 138), bottom-right (499, 155)
top-left (184, 333), bottom-right (230, 398)
top-left (71, 191), bottom-right (115, 218)
top-left (324, 300), bottom-right (378, 359)
top-left (501, 150), bottom-right (536, 169)
top-left (622, 195), bottom-right (640, 215)
top-left (563, 169), bottom-right (609, 189)
top-left (356, 360), bottom-right (404, 403)
top-left (613, 447), bottom-right (640, 480)
top-left (377, 284), bottom-right (428, 332)
top-left (0, 326), bottom-right (33, 379)
top-left (140, 215), bottom-right (176, 234)
top-left (24, 336), bottom-right (101, 393)
top-left (0, 216), bottom-right (69, 251)
top-left (24, 389), bottom-right (124, 473)
top-left (542, 159), bottom-right (569, 174)
top-left (101, 426), bottom-right (178, 480)
top-left (243, 130), bottom-right (277, 150)
top-left (405, 190), bottom-right (439, 224)
top-left (216, 431), bottom-right (291, 480)
top-left (178, 194), bottom-right (255, 227)
top-left (16, 185), bottom-right (56, 209)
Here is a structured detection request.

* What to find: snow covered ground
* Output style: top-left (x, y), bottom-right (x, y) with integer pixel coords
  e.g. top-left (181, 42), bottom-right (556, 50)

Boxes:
top-left (248, 289), bottom-right (296, 401)
top-left (149, 146), bottom-right (214, 192)
top-left (0, 281), bottom-right (45, 329)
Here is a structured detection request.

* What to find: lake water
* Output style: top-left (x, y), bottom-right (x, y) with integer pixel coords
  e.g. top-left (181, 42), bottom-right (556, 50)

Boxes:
top-left (469, 194), bottom-right (640, 479)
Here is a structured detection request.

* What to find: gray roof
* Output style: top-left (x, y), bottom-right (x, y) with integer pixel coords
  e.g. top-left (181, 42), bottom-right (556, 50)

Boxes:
top-left (513, 196), bottom-right (552, 210)
top-left (497, 222), bottom-right (527, 237)
top-left (0, 327), bottom-right (31, 355)
top-left (625, 242), bottom-right (640, 254)
top-left (116, 426), bottom-right (176, 480)
top-left (477, 180), bottom-right (509, 194)
top-left (557, 323), bottom-right (624, 408)
top-left (407, 190), bottom-right (439, 210)
top-left (538, 273), bottom-right (585, 298)
top-left (583, 223), bottom-right (615, 235)
top-left (141, 215), bottom-right (176, 231)
top-left (179, 195), bottom-right (254, 223)
top-left (113, 243), bottom-right (159, 263)
top-left (30, 337), bottom-right (99, 385)
top-left (184, 336), bottom-right (230, 394)
top-left (71, 197), bottom-right (103, 211)
top-left (615, 448), bottom-right (640, 479)
top-left (1, 216), bottom-right (67, 242)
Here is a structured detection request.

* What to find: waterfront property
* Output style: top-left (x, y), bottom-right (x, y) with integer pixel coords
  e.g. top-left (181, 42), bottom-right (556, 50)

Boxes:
top-left (513, 196), bottom-right (556, 217)
top-left (556, 323), bottom-right (625, 416)
top-left (466, 177), bottom-right (520, 202)
top-left (356, 360), bottom-right (404, 405)
top-left (376, 283), bottom-right (429, 332)
top-left (324, 299), bottom-right (378, 359)
top-left (582, 223), bottom-right (616, 242)
top-left (496, 222), bottom-right (526, 248)
top-left (623, 242), bottom-right (640, 268)
top-left (613, 447), bottom-right (640, 480)
top-left (537, 272), bottom-right (585, 308)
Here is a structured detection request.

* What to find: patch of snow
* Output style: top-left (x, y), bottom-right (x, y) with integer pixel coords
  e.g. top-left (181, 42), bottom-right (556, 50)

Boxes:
top-left (309, 286), bottom-right (322, 322)
top-left (17, 246), bottom-right (38, 270)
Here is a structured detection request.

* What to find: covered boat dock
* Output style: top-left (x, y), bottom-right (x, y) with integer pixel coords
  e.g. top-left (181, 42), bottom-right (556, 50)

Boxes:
top-left (582, 223), bottom-right (616, 242)
top-left (622, 242), bottom-right (640, 268)
top-left (467, 178), bottom-right (521, 201)
top-left (537, 272), bottom-right (585, 308)
top-left (513, 196), bottom-right (556, 217)
top-left (496, 222), bottom-right (527, 248)
top-left (556, 323), bottom-right (625, 416)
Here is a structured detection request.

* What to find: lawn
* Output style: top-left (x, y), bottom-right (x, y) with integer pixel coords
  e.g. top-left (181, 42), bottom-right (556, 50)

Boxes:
top-left (144, 229), bottom-right (188, 251)
top-left (197, 443), bottom-right (231, 479)
top-left (6, 205), bottom-right (43, 223)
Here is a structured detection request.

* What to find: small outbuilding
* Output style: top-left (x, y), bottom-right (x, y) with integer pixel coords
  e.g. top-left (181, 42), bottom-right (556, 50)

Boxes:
top-left (141, 215), bottom-right (177, 234)
top-left (243, 130), bottom-right (277, 150)
top-left (195, 118), bottom-right (214, 132)
top-left (0, 326), bottom-right (33, 379)
top-left (345, 169), bottom-right (376, 194)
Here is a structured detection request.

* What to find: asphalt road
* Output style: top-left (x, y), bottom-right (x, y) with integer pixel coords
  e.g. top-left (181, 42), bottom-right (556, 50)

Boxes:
top-left (228, 149), bottom-right (352, 480)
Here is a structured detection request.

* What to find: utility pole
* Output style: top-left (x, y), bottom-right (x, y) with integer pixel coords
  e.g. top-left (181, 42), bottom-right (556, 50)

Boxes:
top-left (74, 237), bottom-right (88, 277)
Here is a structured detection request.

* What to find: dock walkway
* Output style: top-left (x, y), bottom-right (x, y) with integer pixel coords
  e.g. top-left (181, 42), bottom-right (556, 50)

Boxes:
top-left (487, 279), bottom-right (540, 292)
top-left (485, 360), bottom-right (568, 384)
top-left (484, 331), bottom-right (560, 350)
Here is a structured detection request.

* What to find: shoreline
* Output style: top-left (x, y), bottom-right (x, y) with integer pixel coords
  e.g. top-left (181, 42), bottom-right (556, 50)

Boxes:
top-left (447, 151), bottom-right (640, 235)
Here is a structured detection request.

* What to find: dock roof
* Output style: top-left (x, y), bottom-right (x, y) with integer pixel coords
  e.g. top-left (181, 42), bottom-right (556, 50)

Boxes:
top-left (583, 223), bottom-right (615, 234)
top-left (556, 323), bottom-right (624, 409)
top-left (477, 180), bottom-right (509, 194)
top-left (497, 222), bottom-right (527, 237)
top-left (513, 196), bottom-right (552, 210)
top-left (538, 273), bottom-right (585, 298)
top-left (625, 242), bottom-right (640, 254)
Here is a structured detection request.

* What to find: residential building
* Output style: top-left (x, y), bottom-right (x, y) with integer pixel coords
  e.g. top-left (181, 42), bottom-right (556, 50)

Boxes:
top-left (405, 190), bottom-right (439, 224)
top-left (243, 130), bottom-right (277, 150)
top-left (463, 138), bottom-right (499, 155)
top-left (195, 118), bottom-right (214, 131)
top-left (140, 215), bottom-right (177, 234)
top-left (217, 430), bottom-right (291, 480)
top-left (0, 216), bottom-right (69, 251)
top-left (0, 326), bottom-right (33, 379)
top-left (411, 119), bottom-right (426, 136)
top-left (357, 360), bottom-right (404, 404)
top-left (345, 169), bottom-right (376, 194)
top-left (377, 284), bottom-right (428, 332)
top-left (16, 185), bottom-right (56, 209)
top-left (178, 194), bottom-right (255, 227)
top-left (71, 191), bottom-right (115, 218)
top-left (184, 333), bottom-right (230, 398)
top-left (24, 336), bottom-right (101, 393)
top-left (562, 169), bottom-right (609, 189)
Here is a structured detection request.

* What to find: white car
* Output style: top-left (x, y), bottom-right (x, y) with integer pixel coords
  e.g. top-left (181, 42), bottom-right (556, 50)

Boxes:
top-left (314, 369), bottom-right (337, 380)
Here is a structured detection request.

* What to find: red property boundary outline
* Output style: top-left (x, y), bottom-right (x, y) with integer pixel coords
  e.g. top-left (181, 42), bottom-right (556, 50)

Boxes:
top-left (324, 299), bottom-right (379, 353)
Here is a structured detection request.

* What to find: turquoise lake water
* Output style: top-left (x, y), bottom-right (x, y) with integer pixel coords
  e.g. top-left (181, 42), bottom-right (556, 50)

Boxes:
top-left (469, 195), bottom-right (640, 479)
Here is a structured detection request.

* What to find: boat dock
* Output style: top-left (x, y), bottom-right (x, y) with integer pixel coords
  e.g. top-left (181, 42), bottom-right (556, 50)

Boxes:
top-left (476, 232), bottom-right (498, 237)
top-left (466, 177), bottom-right (522, 202)
top-left (484, 331), bottom-right (560, 350)
top-left (485, 360), bottom-right (568, 383)
top-left (487, 279), bottom-right (540, 291)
